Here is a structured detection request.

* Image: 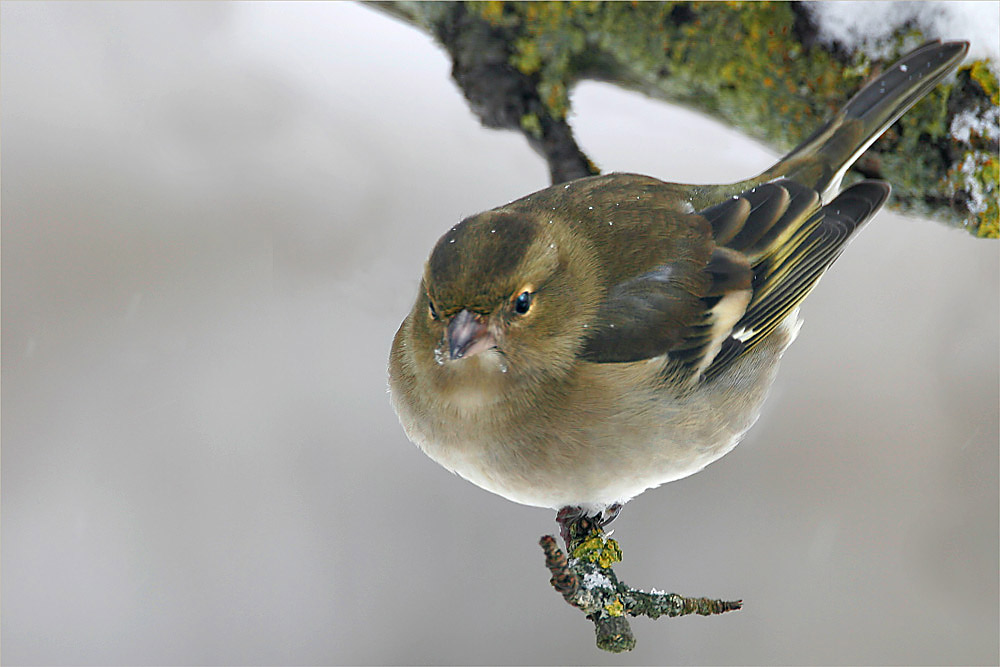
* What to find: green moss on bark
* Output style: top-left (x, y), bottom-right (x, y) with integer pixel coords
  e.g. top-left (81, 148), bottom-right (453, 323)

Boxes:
top-left (374, 1), bottom-right (998, 235)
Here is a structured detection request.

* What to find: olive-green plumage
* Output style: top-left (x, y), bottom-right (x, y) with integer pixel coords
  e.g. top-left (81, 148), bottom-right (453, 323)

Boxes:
top-left (389, 41), bottom-right (968, 513)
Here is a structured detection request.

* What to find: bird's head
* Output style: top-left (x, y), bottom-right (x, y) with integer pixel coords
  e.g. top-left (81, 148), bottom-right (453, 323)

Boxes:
top-left (403, 209), bottom-right (598, 406)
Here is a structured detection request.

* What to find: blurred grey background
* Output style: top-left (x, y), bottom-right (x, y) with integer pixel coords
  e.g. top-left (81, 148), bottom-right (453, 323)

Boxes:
top-left (2, 2), bottom-right (997, 665)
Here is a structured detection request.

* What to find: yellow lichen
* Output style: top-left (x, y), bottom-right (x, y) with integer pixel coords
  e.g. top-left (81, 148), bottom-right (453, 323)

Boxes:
top-left (476, 1), bottom-right (506, 26)
top-left (969, 60), bottom-right (999, 106)
top-left (512, 37), bottom-right (542, 75)
top-left (605, 597), bottom-right (625, 617)
top-left (976, 156), bottom-right (999, 238)
top-left (519, 112), bottom-right (542, 138)
top-left (572, 532), bottom-right (623, 569)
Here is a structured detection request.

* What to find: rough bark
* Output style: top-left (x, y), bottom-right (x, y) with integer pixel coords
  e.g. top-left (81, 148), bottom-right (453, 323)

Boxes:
top-left (539, 515), bottom-right (740, 653)
top-left (372, 1), bottom-right (998, 237)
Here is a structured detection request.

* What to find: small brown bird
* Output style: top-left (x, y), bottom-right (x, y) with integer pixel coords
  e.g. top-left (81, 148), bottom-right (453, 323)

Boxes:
top-left (389, 41), bottom-right (969, 525)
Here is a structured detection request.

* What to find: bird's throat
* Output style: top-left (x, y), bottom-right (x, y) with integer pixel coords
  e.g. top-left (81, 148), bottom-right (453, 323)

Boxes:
top-left (436, 350), bottom-right (510, 411)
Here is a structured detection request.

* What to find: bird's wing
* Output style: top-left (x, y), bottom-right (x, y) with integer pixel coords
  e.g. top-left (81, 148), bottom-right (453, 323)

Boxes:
top-left (669, 179), bottom-right (823, 377)
top-left (576, 256), bottom-right (714, 363)
top-left (577, 180), bottom-right (797, 366)
top-left (578, 178), bottom-right (889, 378)
top-left (701, 179), bottom-right (889, 380)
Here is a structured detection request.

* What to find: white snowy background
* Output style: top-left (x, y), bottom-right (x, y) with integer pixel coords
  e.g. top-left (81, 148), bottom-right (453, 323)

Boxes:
top-left (2, 2), bottom-right (997, 665)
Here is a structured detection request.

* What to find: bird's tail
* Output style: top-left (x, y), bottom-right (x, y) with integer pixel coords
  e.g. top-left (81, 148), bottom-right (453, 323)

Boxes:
top-left (761, 40), bottom-right (968, 201)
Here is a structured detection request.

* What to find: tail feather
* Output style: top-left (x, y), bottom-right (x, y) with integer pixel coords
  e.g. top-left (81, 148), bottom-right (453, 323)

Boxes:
top-left (685, 42), bottom-right (966, 380)
top-left (764, 40), bottom-right (969, 200)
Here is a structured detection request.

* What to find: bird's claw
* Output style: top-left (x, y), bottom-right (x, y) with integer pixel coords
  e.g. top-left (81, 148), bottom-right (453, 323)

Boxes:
top-left (556, 503), bottom-right (623, 549)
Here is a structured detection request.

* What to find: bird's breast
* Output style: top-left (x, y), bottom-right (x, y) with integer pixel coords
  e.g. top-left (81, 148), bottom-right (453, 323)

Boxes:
top-left (390, 314), bottom-right (800, 510)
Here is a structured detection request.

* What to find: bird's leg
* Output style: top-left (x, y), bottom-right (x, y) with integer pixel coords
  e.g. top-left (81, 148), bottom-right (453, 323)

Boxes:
top-left (556, 506), bottom-right (587, 547)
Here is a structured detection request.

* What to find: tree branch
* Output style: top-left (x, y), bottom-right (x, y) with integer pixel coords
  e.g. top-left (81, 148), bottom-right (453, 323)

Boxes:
top-left (539, 514), bottom-right (741, 653)
top-left (370, 1), bottom-right (998, 237)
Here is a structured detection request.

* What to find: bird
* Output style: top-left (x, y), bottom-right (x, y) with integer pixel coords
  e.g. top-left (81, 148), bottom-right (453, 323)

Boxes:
top-left (388, 40), bottom-right (970, 531)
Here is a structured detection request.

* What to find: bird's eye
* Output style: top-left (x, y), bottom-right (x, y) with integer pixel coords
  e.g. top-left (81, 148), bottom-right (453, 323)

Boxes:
top-left (428, 300), bottom-right (439, 320)
top-left (513, 291), bottom-right (533, 315)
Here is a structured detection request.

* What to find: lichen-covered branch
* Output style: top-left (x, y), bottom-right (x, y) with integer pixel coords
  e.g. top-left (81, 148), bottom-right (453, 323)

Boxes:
top-left (539, 515), bottom-right (741, 653)
top-left (370, 1), bottom-right (998, 237)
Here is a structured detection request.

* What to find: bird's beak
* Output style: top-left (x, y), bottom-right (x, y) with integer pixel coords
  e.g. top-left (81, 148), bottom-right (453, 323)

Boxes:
top-left (447, 309), bottom-right (496, 360)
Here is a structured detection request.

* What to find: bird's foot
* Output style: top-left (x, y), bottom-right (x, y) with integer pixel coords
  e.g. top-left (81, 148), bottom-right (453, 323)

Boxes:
top-left (601, 502), bottom-right (623, 526)
top-left (556, 503), bottom-right (623, 550)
